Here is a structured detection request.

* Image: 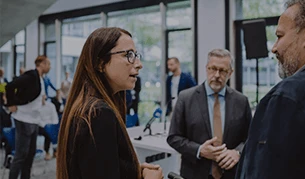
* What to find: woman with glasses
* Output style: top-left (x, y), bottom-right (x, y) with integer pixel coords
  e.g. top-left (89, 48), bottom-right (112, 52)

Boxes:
top-left (56, 27), bottom-right (163, 179)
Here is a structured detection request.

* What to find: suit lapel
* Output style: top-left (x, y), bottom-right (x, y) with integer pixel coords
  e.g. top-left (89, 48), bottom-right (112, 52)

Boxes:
top-left (223, 87), bottom-right (234, 143)
top-left (196, 84), bottom-right (212, 138)
top-left (178, 73), bottom-right (184, 93)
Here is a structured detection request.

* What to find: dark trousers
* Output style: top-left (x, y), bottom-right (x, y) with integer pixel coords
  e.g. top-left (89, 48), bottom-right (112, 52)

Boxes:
top-left (38, 127), bottom-right (51, 153)
top-left (9, 120), bottom-right (39, 179)
top-left (208, 170), bottom-right (236, 179)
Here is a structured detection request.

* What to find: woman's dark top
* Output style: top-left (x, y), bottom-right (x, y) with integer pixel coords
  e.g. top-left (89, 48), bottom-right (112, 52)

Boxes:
top-left (67, 101), bottom-right (138, 179)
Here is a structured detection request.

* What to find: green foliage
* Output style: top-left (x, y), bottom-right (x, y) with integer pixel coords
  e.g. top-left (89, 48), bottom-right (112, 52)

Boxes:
top-left (242, 0), bottom-right (285, 19)
top-left (137, 101), bottom-right (160, 125)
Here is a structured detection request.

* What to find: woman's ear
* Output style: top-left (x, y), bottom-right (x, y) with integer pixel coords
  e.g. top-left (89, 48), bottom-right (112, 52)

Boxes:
top-left (97, 63), bottom-right (105, 73)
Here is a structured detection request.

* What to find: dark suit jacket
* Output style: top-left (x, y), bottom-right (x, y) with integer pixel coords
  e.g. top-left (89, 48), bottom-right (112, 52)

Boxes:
top-left (167, 83), bottom-right (251, 179)
top-left (166, 72), bottom-right (196, 114)
top-left (67, 100), bottom-right (138, 179)
top-left (5, 69), bottom-right (41, 106)
top-left (236, 68), bottom-right (305, 179)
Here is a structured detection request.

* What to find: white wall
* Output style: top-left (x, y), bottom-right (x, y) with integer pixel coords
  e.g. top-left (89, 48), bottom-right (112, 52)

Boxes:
top-left (197, 0), bottom-right (226, 84)
top-left (26, 19), bottom-right (39, 70)
top-left (43, 0), bottom-right (127, 15)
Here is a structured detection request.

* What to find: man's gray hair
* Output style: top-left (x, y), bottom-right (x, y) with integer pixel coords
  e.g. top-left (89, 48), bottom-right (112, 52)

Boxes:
top-left (207, 49), bottom-right (234, 69)
top-left (285, 0), bottom-right (305, 32)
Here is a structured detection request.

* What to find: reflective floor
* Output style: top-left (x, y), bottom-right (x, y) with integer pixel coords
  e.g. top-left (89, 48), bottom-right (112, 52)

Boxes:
top-left (0, 136), bottom-right (56, 179)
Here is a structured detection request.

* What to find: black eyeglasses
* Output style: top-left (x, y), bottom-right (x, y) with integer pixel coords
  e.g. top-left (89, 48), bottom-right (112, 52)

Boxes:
top-left (207, 66), bottom-right (231, 76)
top-left (108, 50), bottom-right (141, 64)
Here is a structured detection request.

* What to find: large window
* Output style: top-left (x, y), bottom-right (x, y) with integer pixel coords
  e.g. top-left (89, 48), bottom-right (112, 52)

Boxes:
top-left (239, 23), bottom-right (281, 108)
top-left (238, 0), bottom-right (285, 108)
top-left (167, 1), bottom-right (192, 29)
top-left (61, 15), bottom-right (102, 80)
top-left (0, 41), bottom-right (13, 81)
top-left (108, 5), bottom-right (162, 124)
top-left (108, 1), bottom-right (193, 125)
top-left (14, 30), bottom-right (25, 77)
top-left (41, 0), bottom-right (194, 125)
top-left (242, 0), bottom-right (285, 19)
top-left (167, 1), bottom-right (193, 76)
top-left (168, 30), bottom-right (193, 75)
top-left (44, 23), bottom-right (57, 97)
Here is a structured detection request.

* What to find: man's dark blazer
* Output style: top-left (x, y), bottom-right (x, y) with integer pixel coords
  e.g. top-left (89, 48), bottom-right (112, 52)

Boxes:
top-left (167, 83), bottom-right (252, 179)
top-left (236, 68), bottom-right (305, 179)
top-left (166, 72), bottom-right (196, 115)
top-left (5, 69), bottom-right (41, 106)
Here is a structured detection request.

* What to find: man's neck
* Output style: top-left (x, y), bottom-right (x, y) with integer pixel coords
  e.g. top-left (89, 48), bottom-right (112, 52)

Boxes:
top-left (173, 69), bottom-right (181, 76)
top-left (36, 68), bottom-right (44, 77)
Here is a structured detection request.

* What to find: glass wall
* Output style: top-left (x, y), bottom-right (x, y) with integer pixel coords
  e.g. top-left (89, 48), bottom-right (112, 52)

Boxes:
top-left (167, 1), bottom-right (192, 29)
top-left (108, 5), bottom-right (162, 124)
top-left (0, 30), bottom-right (25, 81)
top-left (108, 1), bottom-right (193, 125)
top-left (168, 30), bottom-right (193, 75)
top-left (41, 0), bottom-right (193, 125)
top-left (242, 25), bottom-right (280, 107)
top-left (44, 23), bottom-right (57, 97)
top-left (240, 0), bottom-right (284, 108)
top-left (61, 14), bottom-right (102, 80)
top-left (0, 41), bottom-right (13, 81)
top-left (242, 0), bottom-right (285, 19)
top-left (14, 30), bottom-right (25, 77)
top-left (167, 1), bottom-right (193, 76)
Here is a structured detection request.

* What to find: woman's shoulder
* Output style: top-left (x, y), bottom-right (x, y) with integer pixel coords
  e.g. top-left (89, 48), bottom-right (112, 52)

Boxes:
top-left (87, 98), bottom-right (118, 124)
top-left (72, 100), bottom-right (118, 137)
top-left (91, 98), bottom-right (114, 114)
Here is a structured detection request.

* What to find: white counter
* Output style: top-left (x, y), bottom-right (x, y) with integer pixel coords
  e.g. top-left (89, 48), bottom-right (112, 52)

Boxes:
top-left (127, 122), bottom-right (181, 176)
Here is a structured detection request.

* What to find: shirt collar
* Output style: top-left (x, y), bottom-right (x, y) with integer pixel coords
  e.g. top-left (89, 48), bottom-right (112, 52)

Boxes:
top-left (204, 81), bottom-right (226, 97)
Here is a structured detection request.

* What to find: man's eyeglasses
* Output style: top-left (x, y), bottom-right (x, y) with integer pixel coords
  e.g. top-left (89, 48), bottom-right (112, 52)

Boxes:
top-left (207, 66), bottom-right (231, 76)
top-left (108, 50), bottom-right (141, 64)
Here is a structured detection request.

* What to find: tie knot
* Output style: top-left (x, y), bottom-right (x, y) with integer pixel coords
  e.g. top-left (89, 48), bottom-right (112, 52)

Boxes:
top-left (213, 93), bottom-right (219, 99)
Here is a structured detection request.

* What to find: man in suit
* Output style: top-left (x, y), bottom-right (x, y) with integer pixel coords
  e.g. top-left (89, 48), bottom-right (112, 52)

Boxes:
top-left (166, 57), bottom-right (196, 116)
top-left (167, 49), bottom-right (252, 179)
top-left (5, 55), bottom-right (51, 179)
top-left (236, 1), bottom-right (305, 178)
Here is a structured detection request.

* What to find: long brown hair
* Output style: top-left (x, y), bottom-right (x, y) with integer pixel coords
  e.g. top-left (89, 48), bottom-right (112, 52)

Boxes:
top-left (56, 27), bottom-right (141, 179)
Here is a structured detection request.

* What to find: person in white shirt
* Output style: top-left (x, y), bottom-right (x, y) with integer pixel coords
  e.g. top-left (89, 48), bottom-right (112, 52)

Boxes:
top-left (5, 55), bottom-right (51, 179)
